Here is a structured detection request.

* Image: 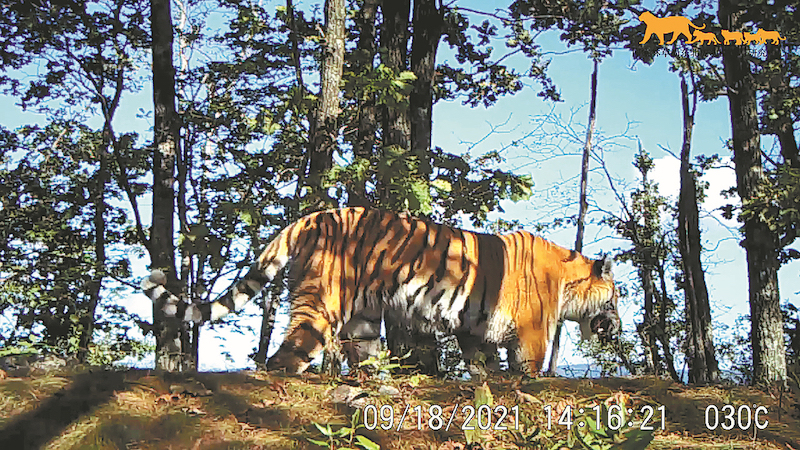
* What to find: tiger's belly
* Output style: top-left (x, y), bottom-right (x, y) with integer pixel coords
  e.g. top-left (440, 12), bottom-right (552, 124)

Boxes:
top-left (379, 278), bottom-right (513, 343)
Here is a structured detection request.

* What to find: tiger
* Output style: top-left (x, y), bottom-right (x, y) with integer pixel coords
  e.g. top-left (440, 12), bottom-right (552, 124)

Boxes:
top-left (721, 29), bottom-right (745, 45)
top-left (638, 11), bottom-right (706, 45)
top-left (142, 207), bottom-right (620, 375)
top-left (687, 31), bottom-right (720, 45)
top-left (750, 29), bottom-right (786, 45)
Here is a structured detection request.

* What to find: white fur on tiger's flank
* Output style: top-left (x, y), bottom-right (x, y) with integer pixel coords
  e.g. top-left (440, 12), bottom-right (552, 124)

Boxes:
top-left (141, 207), bottom-right (620, 375)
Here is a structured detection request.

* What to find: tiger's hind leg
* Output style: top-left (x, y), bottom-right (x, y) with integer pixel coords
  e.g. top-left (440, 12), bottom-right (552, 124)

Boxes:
top-left (385, 322), bottom-right (441, 375)
top-left (504, 338), bottom-right (525, 374)
top-left (456, 332), bottom-right (501, 379)
top-left (267, 290), bottom-right (336, 374)
top-left (399, 331), bottom-right (440, 375)
top-left (340, 312), bottom-right (383, 372)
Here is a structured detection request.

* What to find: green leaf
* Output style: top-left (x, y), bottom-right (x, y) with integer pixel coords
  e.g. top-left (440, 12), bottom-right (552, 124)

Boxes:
top-left (586, 415), bottom-right (608, 438)
top-left (313, 422), bottom-right (332, 436)
top-left (616, 428), bottom-right (655, 450)
top-left (465, 383), bottom-right (494, 444)
top-left (397, 70), bottom-right (417, 82)
top-left (355, 435), bottom-right (381, 450)
top-left (464, 424), bottom-right (481, 445)
top-left (431, 179), bottom-right (452, 193)
top-left (239, 209), bottom-right (254, 227)
top-left (335, 426), bottom-right (353, 437)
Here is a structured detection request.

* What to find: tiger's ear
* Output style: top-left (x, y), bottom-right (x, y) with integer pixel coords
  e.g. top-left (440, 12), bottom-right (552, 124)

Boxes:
top-left (594, 255), bottom-right (614, 281)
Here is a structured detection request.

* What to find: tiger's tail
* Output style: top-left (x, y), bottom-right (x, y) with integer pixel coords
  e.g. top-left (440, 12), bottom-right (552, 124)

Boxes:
top-left (141, 219), bottom-right (300, 323)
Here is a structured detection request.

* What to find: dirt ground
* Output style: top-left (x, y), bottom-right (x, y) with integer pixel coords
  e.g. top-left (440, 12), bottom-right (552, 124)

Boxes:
top-left (0, 369), bottom-right (797, 449)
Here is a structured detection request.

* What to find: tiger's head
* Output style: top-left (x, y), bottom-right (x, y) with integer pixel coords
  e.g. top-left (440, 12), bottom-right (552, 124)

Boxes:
top-left (562, 254), bottom-right (620, 343)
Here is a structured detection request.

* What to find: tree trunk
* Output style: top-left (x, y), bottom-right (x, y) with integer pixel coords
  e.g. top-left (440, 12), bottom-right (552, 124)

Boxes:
top-left (409, 0), bottom-right (443, 179)
top-left (151, 0), bottom-right (185, 372)
top-left (380, 0), bottom-right (441, 375)
top-left (310, 0), bottom-right (346, 375)
top-left (80, 126), bottom-right (108, 363)
top-left (380, 0), bottom-right (411, 152)
top-left (78, 88), bottom-right (122, 363)
top-left (639, 263), bottom-right (659, 374)
top-left (304, 0), bottom-right (345, 212)
top-left (78, 18), bottom-right (131, 362)
top-left (719, 1), bottom-right (786, 386)
top-left (254, 290), bottom-right (279, 366)
top-left (629, 142), bottom-right (661, 376)
top-left (655, 262), bottom-right (680, 381)
top-left (546, 58), bottom-right (598, 376)
top-left (766, 46), bottom-right (799, 170)
top-left (348, 0), bottom-right (379, 208)
top-left (575, 59), bottom-right (598, 258)
top-left (175, 0), bottom-right (198, 371)
top-left (677, 75), bottom-right (719, 384)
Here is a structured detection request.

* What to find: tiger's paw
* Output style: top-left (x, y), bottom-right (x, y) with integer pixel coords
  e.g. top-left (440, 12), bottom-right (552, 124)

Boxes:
top-left (266, 350), bottom-right (311, 375)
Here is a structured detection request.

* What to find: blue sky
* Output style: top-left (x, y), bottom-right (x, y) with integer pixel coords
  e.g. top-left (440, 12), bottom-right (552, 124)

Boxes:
top-left (2, 0), bottom-right (798, 376)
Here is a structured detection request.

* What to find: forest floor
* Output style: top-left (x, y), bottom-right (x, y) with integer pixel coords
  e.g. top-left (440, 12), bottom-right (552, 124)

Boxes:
top-left (0, 368), bottom-right (798, 450)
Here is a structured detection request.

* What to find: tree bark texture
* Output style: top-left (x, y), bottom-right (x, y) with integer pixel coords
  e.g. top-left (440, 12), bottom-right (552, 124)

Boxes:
top-left (719, 1), bottom-right (786, 385)
top-left (254, 292), bottom-right (278, 366)
top-left (151, 0), bottom-right (184, 372)
top-left (766, 42), bottom-right (799, 169)
top-left (81, 122), bottom-right (108, 363)
top-left (348, 0), bottom-right (379, 208)
top-left (380, 0), bottom-right (411, 150)
top-left (309, 0), bottom-right (346, 374)
top-left (677, 75), bottom-right (719, 384)
top-left (410, 0), bottom-right (443, 179)
top-left (656, 263), bottom-right (680, 381)
top-left (305, 0), bottom-right (346, 211)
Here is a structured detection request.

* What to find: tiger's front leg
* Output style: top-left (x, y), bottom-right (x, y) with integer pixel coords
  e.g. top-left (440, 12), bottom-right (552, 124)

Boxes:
top-left (267, 290), bottom-right (335, 374)
top-left (515, 324), bottom-right (549, 376)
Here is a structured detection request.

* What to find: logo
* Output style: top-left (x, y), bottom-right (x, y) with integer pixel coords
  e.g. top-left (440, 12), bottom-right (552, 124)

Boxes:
top-left (638, 11), bottom-right (785, 46)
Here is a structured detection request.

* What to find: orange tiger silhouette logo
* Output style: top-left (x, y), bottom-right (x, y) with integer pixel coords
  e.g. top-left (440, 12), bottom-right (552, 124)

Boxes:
top-left (721, 30), bottom-right (745, 45)
top-left (743, 31), bottom-right (761, 44)
top-left (687, 30), bottom-right (721, 45)
top-left (639, 11), bottom-right (706, 45)
top-left (751, 29), bottom-right (786, 44)
top-left (142, 208), bottom-right (621, 375)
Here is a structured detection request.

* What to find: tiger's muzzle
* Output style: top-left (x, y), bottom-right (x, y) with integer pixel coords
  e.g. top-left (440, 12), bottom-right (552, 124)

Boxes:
top-left (590, 301), bottom-right (621, 343)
